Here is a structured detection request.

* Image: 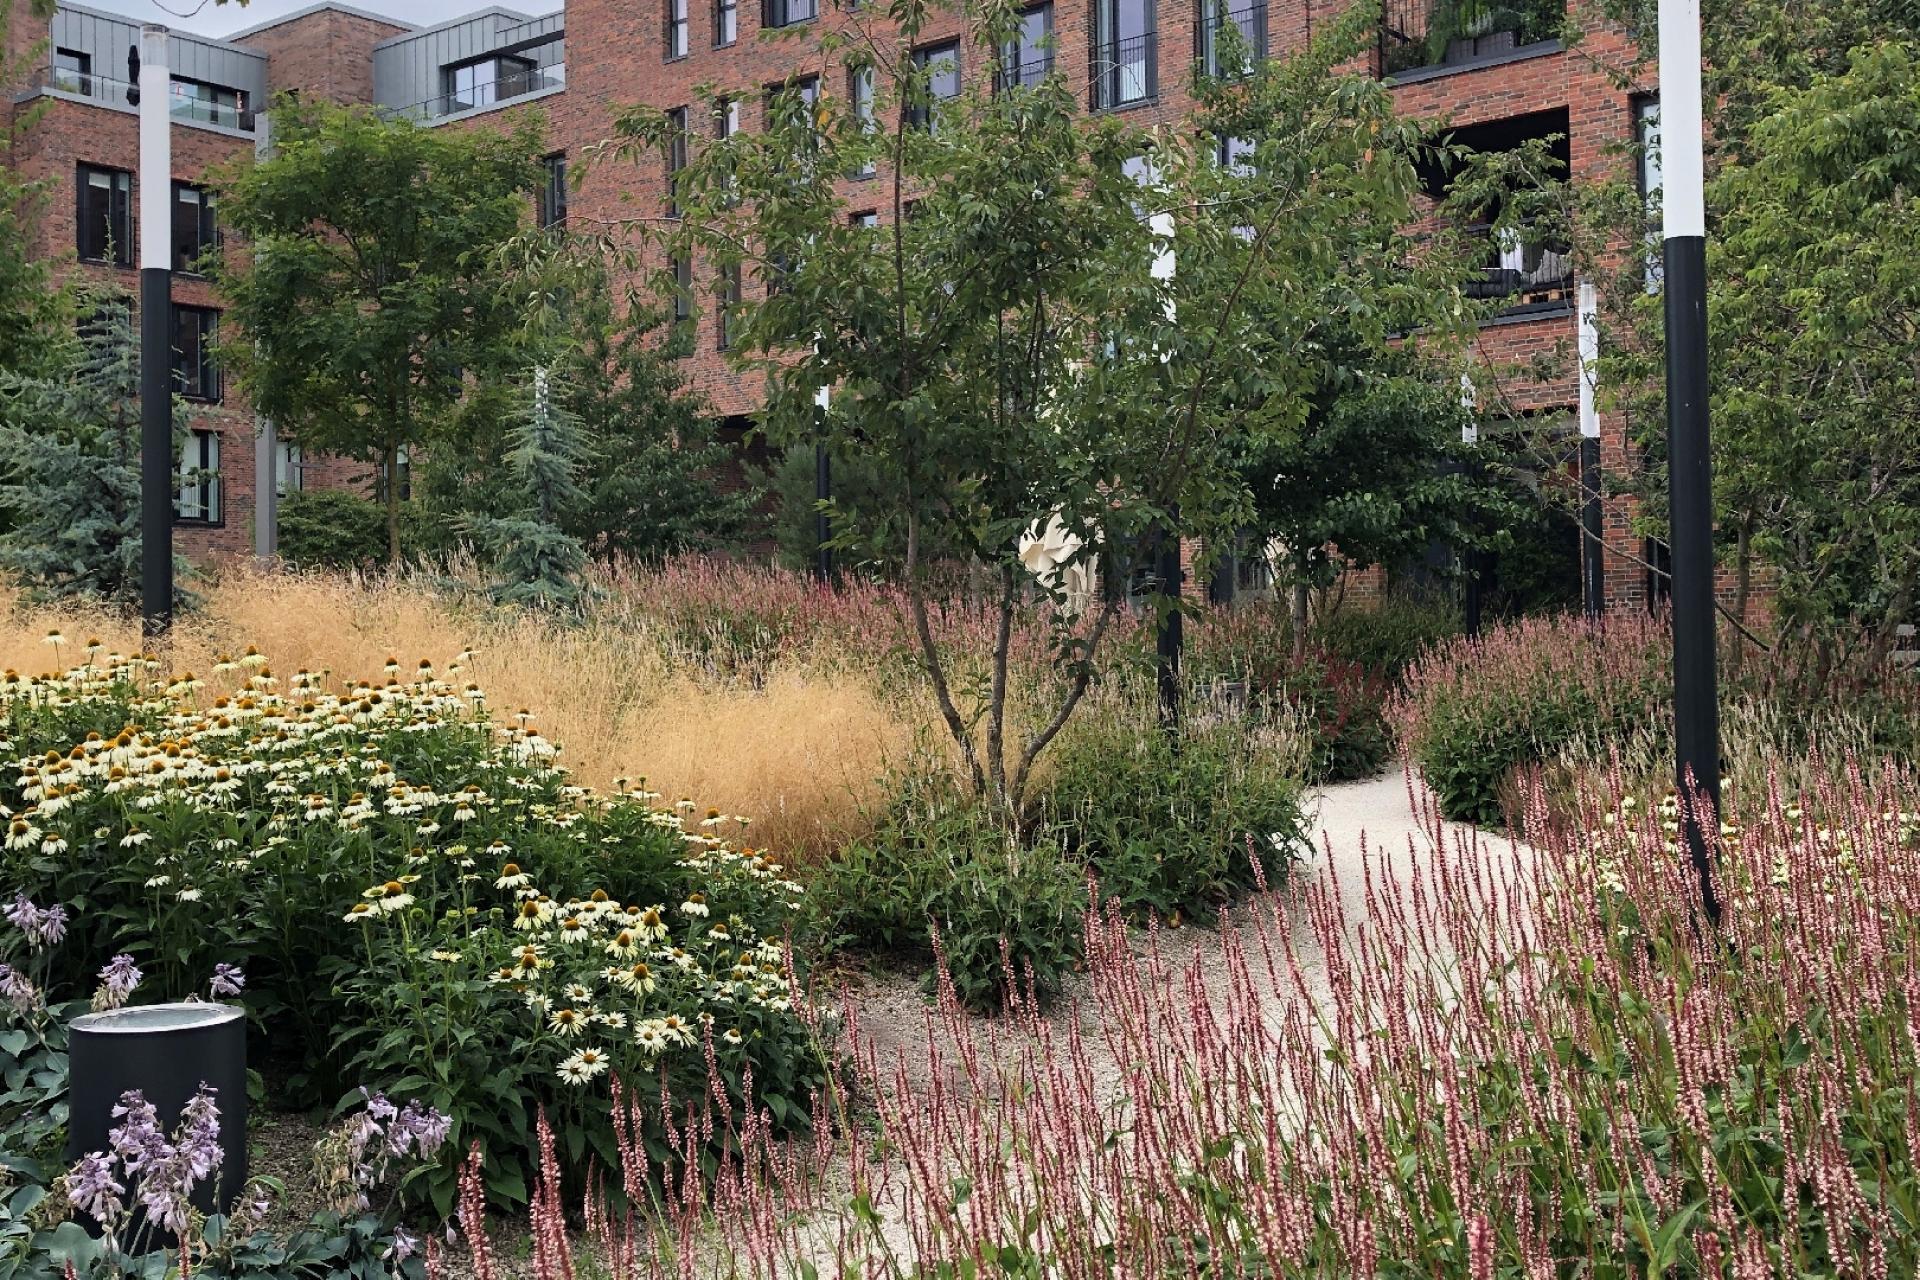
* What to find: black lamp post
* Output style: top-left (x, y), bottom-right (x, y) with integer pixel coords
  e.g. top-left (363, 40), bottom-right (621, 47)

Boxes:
top-left (812, 386), bottom-right (832, 584)
top-left (133, 28), bottom-right (173, 640)
top-left (1659, 0), bottom-right (1723, 924)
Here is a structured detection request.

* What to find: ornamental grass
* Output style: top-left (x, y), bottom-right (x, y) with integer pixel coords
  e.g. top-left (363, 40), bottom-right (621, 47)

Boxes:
top-left (478, 759), bottom-right (1920, 1278)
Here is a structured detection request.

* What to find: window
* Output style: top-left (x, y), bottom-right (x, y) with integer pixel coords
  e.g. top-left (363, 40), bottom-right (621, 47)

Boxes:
top-left (176, 429), bottom-right (221, 525)
top-left (170, 77), bottom-right (247, 129)
top-left (1635, 95), bottom-right (1663, 291)
top-left (999, 5), bottom-right (1053, 91)
top-left (76, 164), bottom-right (132, 266)
top-left (715, 97), bottom-right (740, 138)
top-left (715, 0), bottom-right (738, 45)
top-left (666, 107), bottom-right (689, 217)
top-left (1092, 0), bottom-right (1155, 109)
top-left (765, 75), bottom-right (820, 138)
top-left (442, 55), bottom-right (535, 114)
top-left (849, 67), bottom-right (876, 177)
top-left (538, 152), bottom-right (568, 227)
top-left (671, 254), bottom-right (694, 350)
top-left (171, 182), bottom-right (218, 274)
top-left (171, 305), bottom-right (219, 402)
top-left (910, 42), bottom-right (960, 131)
top-left (1199, 0), bottom-right (1265, 77)
top-left (666, 0), bottom-right (690, 59)
top-left (275, 441), bottom-right (303, 498)
top-left (717, 261), bottom-right (742, 350)
top-left (851, 210), bottom-right (878, 227)
top-left (1216, 133), bottom-right (1254, 171)
top-left (52, 47), bottom-right (91, 95)
top-left (762, 0), bottom-right (818, 28)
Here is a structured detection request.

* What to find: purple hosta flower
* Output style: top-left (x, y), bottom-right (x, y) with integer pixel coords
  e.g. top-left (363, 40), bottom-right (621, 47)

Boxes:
top-left (93, 954), bottom-right (142, 1011)
top-left (108, 1091), bottom-right (168, 1175)
top-left (383, 1098), bottom-right (454, 1162)
top-left (67, 1151), bottom-right (126, 1226)
top-left (4, 892), bottom-right (66, 951)
top-left (0, 963), bottom-right (41, 1015)
top-left (118, 1085), bottom-right (221, 1237)
top-left (385, 1227), bottom-right (421, 1264)
top-left (209, 963), bottom-right (245, 1000)
top-left (177, 1085), bottom-right (223, 1184)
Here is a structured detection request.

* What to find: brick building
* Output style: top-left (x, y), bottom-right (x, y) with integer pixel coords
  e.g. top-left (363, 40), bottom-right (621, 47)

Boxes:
top-left (4, 0), bottom-right (1660, 606)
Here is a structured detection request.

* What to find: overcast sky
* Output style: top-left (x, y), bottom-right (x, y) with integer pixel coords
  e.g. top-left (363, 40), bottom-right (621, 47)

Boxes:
top-left (74, 0), bottom-right (562, 39)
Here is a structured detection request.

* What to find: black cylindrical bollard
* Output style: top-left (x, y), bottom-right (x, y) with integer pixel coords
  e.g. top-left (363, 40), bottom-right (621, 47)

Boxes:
top-left (67, 1003), bottom-right (248, 1228)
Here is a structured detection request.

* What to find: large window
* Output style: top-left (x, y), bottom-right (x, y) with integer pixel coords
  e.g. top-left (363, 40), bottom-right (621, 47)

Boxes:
top-left (666, 0), bottom-right (690, 59)
top-left (715, 0), bottom-right (738, 45)
top-left (76, 164), bottom-right (132, 266)
top-left (170, 77), bottom-right (247, 129)
top-left (1092, 0), bottom-right (1155, 110)
top-left (275, 441), bottom-right (304, 498)
top-left (171, 305), bottom-right (219, 402)
top-left (1199, 0), bottom-right (1266, 77)
top-left (671, 254), bottom-right (694, 350)
top-left (171, 182), bottom-right (218, 274)
top-left (1635, 95), bottom-right (1663, 291)
top-left (762, 0), bottom-right (817, 28)
top-left (849, 67), bottom-right (876, 176)
top-left (910, 42), bottom-right (960, 132)
top-left (998, 5), bottom-right (1054, 91)
top-left (176, 429), bottom-right (221, 526)
top-left (666, 107), bottom-right (689, 217)
top-left (52, 47), bottom-right (91, 95)
top-left (442, 55), bottom-right (536, 114)
top-left (538, 152), bottom-right (568, 228)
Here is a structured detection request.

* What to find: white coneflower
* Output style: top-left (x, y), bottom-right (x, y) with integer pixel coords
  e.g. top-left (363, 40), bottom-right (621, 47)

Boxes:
top-left (430, 950), bottom-right (462, 963)
top-left (563, 983), bottom-right (593, 1004)
top-left (679, 894), bottom-right (709, 919)
top-left (40, 835), bottom-right (67, 856)
top-left (604, 929), bottom-right (640, 960)
top-left (591, 1011), bottom-right (627, 1030)
top-left (144, 874), bottom-right (172, 888)
top-left (612, 962), bottom-right (657, 995)
top-left (494, 863), bottom-right (530, 890)
top-left (722, 1028), bottom-right (744, 1046)
top-left (556, 1047), bottom-right (609, 1085)
top-left (557, 917), bottom-right (591, 945)
top-left (658, 1014), bottom-right (695, 1046)
top-left (636, 908), bottom-right (670, 943)
top-left (343, 902), bottom-right (378, 924)
top-left (176, 887), bottom-right (203, 902)
top-left (6, 818), bottom-right (41, 851)
top-left (43, 629), bottom-right (65, 647)
top-left (548, 1007), bottom-right (587, 1038)
top-left (633, 1023), bottom-right (668, 1056)
top-left (511, 899), bottom-right (547, 932)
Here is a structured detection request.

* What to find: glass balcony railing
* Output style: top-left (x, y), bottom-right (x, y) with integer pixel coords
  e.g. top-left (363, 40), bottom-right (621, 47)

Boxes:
top-left (36, 67), bottom-right (257, 132)
top-left (384, 62), bottom-right (566, 123)
top-left (1380, 0), bottom-right (1565, 76)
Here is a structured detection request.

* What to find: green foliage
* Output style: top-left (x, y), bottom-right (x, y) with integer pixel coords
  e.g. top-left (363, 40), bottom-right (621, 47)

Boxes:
top-left (213, 100), bottom-right (543, 564)
top-left (465, 368), bottom-right (592, 610)
top-left (1041, 707), bottom-right (1310, 921)
top-left (0, 307), bottom-right (192, 606)
top-left (275, 488), bottom-right (419, 572)
top-left (760, 442), bottom-right (964, 572)
top-left (1308, 595), bottom-right (1460, 681)
top-left (0, 655), bottom-right (821, 1216)
top-left (815, 773), bottom-right (1089, 1012)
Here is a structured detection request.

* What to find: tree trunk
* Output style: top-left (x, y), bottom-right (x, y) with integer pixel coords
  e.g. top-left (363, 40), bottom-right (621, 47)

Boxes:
top-left (383, 440), bottom-right (401, 566)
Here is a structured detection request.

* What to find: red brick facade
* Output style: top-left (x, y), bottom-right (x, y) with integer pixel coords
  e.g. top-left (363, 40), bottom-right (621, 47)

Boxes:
top-left (5, 0), bottom-right (1657, 604)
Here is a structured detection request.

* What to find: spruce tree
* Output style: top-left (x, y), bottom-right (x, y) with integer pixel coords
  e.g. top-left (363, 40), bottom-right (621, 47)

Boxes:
top-left (0, 304), bottom-right (192, 605)
top-left (467, 367), bottom-right (592, 610)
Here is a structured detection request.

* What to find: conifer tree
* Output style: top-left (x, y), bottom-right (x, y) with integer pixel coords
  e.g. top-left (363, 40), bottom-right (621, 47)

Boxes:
top-left (0, 304), bottom-right (192, 604)
top-left (466, 367), bottom-right (592, 610)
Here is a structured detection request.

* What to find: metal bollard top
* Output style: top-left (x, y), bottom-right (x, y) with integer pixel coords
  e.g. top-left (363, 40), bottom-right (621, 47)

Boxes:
top-left (70, 1002), bottom-right (245, 1035)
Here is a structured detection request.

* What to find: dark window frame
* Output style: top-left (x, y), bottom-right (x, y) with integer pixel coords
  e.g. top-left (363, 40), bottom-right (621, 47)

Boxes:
top-left (52, 46), bottom-right (92, 95)
top-left (76, 163), bottom-right (133, 267)
top-left (1091, 0), bottom-right (1157, 110)
top-left (849, 66), bottom-right (877, 177)
top-left (666, 0), bottom-right (690, 60)
top-left (170, 180), bottom-right (219, 275)
top-left (910, 41), bottom-right (961, 132)
top-left (171, 304), bottom-right (221, 403)
top-left (998, 3), bottom-right (1055, 92)
top-left (175, 427), bottom-right (223, 527)
top-left (761, 0), bottom-right (818, 29)
top-left (666, 107), bottom-right (689, 217)
top-left (714, 0), bottom-right (739, 45)
top-left (538, 152), bottom-right (569, 227)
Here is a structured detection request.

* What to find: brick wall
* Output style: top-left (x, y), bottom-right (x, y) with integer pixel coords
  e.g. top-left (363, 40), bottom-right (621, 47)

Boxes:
top-left (233, 9), bottom-right (409, 105)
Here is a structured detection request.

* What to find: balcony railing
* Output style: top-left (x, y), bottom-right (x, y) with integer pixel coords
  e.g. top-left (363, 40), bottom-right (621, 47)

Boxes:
top-left (1464, 222), bottom-right (1573, 312)
top-left (994, 51), bottom-right (1057, 94)
top-left (1379, 0), bottom-right (1564, 76)
top-left (34, 67), bottom-right (257, 132)
top-left (1090, 31), bottom-right (1157, 110)
top-left (1197, 2), bottom-right (1268, 77)
top-left (384, 62), bottom-right (566, 123)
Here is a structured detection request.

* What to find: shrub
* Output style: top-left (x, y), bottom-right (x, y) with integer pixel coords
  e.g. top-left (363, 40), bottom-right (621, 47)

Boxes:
top-left (1308, 593), bottom-right (1459, 680)
top-left (0, 651), bottom-right (821, 1215)
top-left (276, 489), bottom-right (429, 572)
top-left (1041, 704), bottom-right (1311, 920)
top-left (813, 772), bottom-right (1088, 1012)
top-left (1392, 613), bottom-right (1671, 824)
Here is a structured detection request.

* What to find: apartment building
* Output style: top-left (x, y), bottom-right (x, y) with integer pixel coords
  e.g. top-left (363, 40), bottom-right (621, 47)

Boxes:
top-left (5, 0), bottom-right (1656, 606)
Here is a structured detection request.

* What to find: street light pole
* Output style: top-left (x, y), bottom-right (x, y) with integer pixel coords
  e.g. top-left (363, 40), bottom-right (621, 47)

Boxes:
top-left (1577, 279), bottom-right (1605, 620)
top-left (1659, 0), bottom-right (1722, 924)
top-left (135, 26), bottom-right (174, 640)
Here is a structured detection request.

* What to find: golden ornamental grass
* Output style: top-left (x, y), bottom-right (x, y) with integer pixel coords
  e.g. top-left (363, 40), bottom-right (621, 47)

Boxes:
top-left (0, 567), bottom-right (933, 860)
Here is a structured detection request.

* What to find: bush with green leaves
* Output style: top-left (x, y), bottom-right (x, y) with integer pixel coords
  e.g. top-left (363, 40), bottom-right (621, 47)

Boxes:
top-left (0, 651), bottom-right (822, 1216)
top-left (1040, 704), bottom-right (1311, 922)
top-left (813, 772), bottom-right (1089, 1012)
top-left (274, 489), bottom-right (413, 572)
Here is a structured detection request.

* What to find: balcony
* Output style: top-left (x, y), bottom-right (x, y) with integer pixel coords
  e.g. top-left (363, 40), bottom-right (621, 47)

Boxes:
top-left (1379, 0), bottom-right (1564, 77)
top-left (1197, 1), bottom-right (1268, 78)
top-left (1464, 222), bottom-right (1572, 315)
top-left (994, 50), bottom-right (1057, 94)
top-left (34, 67), bottom-right (256, 132)
top-left (1090, 31), bottom-right (1156, 111)
top-left (384, 61), bottom-right (566, 123)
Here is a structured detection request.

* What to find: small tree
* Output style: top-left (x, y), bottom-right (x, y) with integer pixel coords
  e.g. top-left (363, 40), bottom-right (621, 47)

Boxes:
top-left (0, 304), bottom-right (190, 604)
top-left (465, 367), bottom-right (593, 610)
top-left (613, 0), bottom-right (1466, 818)
top-left (214, 99), bottom-right (542, 564)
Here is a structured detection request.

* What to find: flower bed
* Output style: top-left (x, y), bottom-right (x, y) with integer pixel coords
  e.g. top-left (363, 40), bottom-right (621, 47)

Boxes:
top-left (0, 644), bottom-right (822, 1214)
